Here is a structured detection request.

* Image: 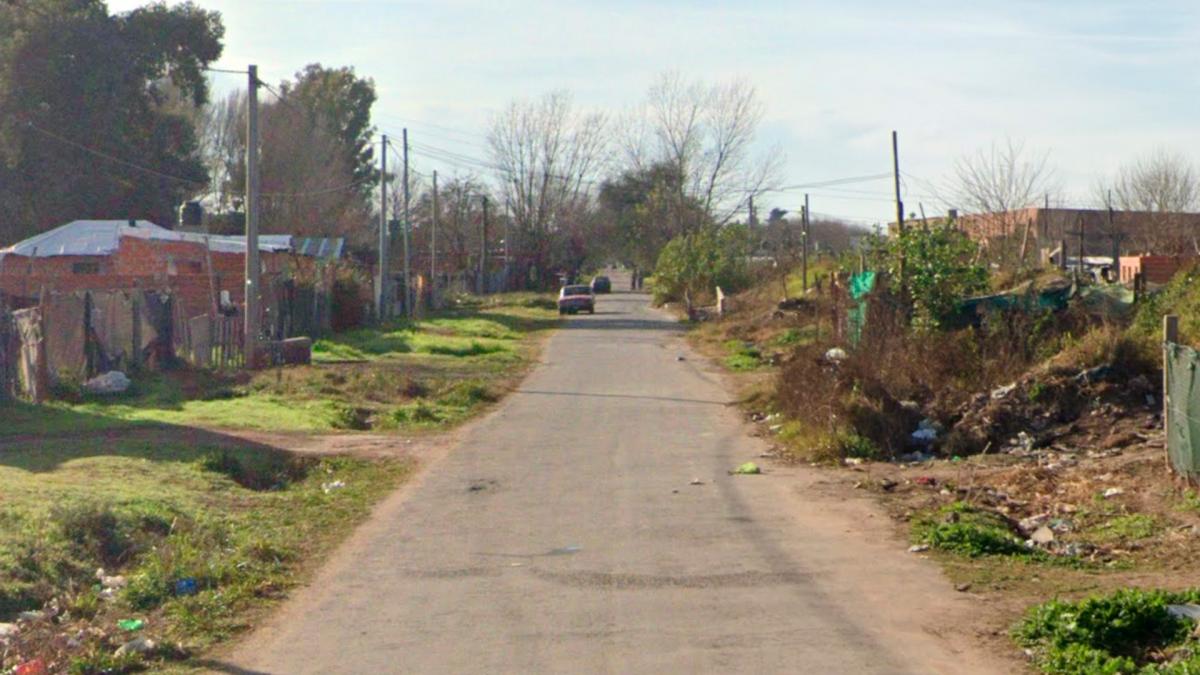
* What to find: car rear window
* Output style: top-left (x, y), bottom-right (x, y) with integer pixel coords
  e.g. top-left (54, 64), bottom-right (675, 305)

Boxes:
top-left (563, 286), bottom-right (592, 296)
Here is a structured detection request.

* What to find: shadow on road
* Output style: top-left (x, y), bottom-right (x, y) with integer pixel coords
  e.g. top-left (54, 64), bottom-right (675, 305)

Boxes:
top-left (189, 660), bottom-right (273, 675)
top-left (515, 388), bottom-right (728, 406)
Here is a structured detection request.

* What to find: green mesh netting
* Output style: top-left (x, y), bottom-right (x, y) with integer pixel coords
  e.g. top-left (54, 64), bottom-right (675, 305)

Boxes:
top-left (1166, 342), bottom-right (1200, 479)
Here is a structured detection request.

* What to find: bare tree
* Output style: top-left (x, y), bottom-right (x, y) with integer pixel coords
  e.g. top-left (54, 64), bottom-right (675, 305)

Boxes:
top-left (194, 89), bottom-right (245, 213)
top-left (1101, 149), bottom-right (1200, 254)
top-left (951, 138), bottom-right (1059, 264)
top-left (487, 91), bottom-right (608, 286)
top-left (627, 72), bottom-right (781, 228)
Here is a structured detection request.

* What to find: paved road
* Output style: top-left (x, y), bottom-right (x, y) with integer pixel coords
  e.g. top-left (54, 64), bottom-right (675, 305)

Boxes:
top-left (222, 282), bottom-right (1006, 674)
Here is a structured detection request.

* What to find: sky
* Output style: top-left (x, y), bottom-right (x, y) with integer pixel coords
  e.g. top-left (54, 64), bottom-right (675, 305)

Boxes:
top-left (109, 0), bottom-right (1200, 227)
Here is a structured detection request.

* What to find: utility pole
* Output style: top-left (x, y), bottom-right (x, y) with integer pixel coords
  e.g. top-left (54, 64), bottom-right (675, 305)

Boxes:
top-left (479, 195), bottom-right (489, 294)
top-left (802, 193), bottom-right (810, 294)
top-left (376, 134), bottom-right (389, 322)
top-left (402, 129), bottom-right (412, 317)
top-left (892, 130), bottom-right (905, 286)
top-left (431, 169), bottom-right (438, 306)
top-left (748, 195), bottom-right (756, 227)
top-left (1066, 217), bottom-right (1086, 276)
top-left (503, 197), bottom-right (511, 291)
top-left (1108, 198), bottom-right (1117, 280)
top-left (245, 65), bottom-right (261, 368)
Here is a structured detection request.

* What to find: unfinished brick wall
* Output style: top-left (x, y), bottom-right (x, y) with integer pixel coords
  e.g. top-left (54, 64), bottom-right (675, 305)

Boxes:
top-left (0, 230), bottom-right (341, 327)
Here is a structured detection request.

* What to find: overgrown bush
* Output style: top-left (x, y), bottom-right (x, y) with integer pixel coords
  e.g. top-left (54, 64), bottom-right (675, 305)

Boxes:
top-left (653, 224), bottom-right (751, 305)
top-left (866, 223), bottom-right (989, 328)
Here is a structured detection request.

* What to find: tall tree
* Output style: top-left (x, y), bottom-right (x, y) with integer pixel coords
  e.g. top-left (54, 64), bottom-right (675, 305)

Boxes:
top-left (0, 0), bottom-right (223, 241)
top-left (597, 162), bottom-right (703, 272)
top-left (280, 64), bottom-right (379, 195)
top-left (950, 138), bottom-right (1059, 265)
top-left (487, 91), bottom-right (607, 287)
top-left (624, 72), bottom-right (780, 229)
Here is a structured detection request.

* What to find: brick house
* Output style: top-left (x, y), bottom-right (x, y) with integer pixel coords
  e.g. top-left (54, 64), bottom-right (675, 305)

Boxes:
top-left (946, 208), bottom-right (1200, 260)
top-left (0, 220), bottom-right (326, 319)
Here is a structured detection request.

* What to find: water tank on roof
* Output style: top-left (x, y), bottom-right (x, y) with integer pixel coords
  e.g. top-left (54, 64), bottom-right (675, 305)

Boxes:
top-left (179, 201), bottom-right (204, 229)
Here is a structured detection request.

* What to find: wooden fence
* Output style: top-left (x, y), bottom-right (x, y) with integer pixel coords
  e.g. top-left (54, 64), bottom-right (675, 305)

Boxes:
top-left (176, 314), bottom-right (244, 370)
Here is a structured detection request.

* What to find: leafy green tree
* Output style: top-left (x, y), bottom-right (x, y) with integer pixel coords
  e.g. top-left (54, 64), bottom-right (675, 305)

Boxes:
top-left (279, 64), bottom-right (379, 194)
top-left (0, 0), bottom-right (224, 240)
top-left (653, 224), bottom-right (751, 305)
top-left (598, 162), bottom-right (707, 272)
top-left (871, 223), bottom-right (989, 328)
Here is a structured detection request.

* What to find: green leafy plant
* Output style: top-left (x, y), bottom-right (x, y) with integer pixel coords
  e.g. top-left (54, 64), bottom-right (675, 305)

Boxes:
top-left (1015, 588), bottom-right (1200, 673)
top-left (867, 223), bottom-right (989, 328)
top-left (911, 502), bottom-right (1030, 557)
top-left (653, 224), bottom-right (752, 305)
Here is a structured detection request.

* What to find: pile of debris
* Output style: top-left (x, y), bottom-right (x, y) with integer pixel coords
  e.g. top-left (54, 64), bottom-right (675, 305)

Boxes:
top-left (930, 362), bottom-right (1160, 460)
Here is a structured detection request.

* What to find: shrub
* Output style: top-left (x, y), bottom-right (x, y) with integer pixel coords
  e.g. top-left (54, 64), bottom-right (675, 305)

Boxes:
top-left (866, 223), bottom-right (989, 328)
top-left (653, 224), bottom-right (752, 305)
top-left (1015, 588), bottom-right (1200, 672)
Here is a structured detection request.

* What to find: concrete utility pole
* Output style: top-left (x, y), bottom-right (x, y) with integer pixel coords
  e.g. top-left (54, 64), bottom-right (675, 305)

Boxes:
top-left (892, 130), bottom-right (905, 286)
top-left (245, 65), bottom-right (262, 368)
top-left (402, 129), bottom-right (412, 317)
top-left (479, 195), bottom-right (489, 294)
top-left (431, 169), bottom-right (438, 304)
top-left (802, 193), bottom-right (810, 294)
top-left (376, 134), bottom-right (389, 321)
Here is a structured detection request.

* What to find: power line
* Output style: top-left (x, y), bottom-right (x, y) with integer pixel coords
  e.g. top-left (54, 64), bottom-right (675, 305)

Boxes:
top-left (769, 173), bottom-right (894, 192)
top-left (22, 120), bottom-right (208, 187)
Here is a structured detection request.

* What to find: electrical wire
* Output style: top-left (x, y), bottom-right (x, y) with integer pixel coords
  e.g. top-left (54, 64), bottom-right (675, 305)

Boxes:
top-left (22, 120), bottom-right (208, 187)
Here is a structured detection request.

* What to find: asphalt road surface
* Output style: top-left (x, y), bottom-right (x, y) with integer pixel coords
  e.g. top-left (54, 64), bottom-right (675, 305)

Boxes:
top-left (222, 278), bottom-right (1006, 674)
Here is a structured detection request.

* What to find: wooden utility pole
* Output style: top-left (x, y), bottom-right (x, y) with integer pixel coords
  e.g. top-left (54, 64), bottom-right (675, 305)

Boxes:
top-left (431, 169), bottom-right (438, 305)
top-left (479, 195), bottom-right (489, 294)
top-left (245, 65), bottom-right (262, 367)
top-left (802, 193), bottom-right (810, 294)
top-left (892, 130), bottom-right (905, 285)
top-left (376, 134), bottom-right (389, 321)
top-left (402, 129), bottom-right (412, 317)
top-left (748, 195), bottom-right (756, 227)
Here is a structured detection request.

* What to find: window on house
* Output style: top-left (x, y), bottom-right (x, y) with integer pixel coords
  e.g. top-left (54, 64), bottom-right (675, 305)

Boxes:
top-left (72, 262), bottom-right (100, 274)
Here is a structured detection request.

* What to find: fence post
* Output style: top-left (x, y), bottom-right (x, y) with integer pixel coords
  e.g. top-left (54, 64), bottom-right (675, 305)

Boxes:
top-left (1165, 314), bottom-right (1179, 473)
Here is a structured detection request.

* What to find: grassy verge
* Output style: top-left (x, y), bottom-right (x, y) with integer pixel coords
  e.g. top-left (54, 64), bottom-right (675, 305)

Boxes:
top-left (0, 435), bottom-right (412, 673)
top-left (1, 294), bottom-right (558, 437)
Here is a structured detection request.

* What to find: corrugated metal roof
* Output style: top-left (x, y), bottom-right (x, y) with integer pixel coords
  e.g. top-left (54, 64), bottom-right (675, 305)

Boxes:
top-left (293, 237), bottom-right (345, 260)
top-left (0, 220), bottom-right (293, 257)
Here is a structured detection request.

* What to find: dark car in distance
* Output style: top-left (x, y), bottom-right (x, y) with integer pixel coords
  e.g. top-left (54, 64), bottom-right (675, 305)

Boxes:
top-left (558, 285), bottom-right (595, 315)
top-left (590, 275), bottom-right (612, 294)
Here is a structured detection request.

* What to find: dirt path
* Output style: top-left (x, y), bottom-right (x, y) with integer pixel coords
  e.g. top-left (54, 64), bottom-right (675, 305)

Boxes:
top-left (208, 286), bottom-right (1017, 674)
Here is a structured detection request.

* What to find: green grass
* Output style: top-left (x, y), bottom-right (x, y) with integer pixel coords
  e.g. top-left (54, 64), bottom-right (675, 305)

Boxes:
top-left (912, 502), bottom-right (1033, 558)
top-left (1086, 514), bottom-right (1161, 544)
top-left (1, 294), bottom-right (559, 437)
top-left (0, 436), bottom-right (412, 671)
top-left (723, 340), bottom-right (765, 372)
